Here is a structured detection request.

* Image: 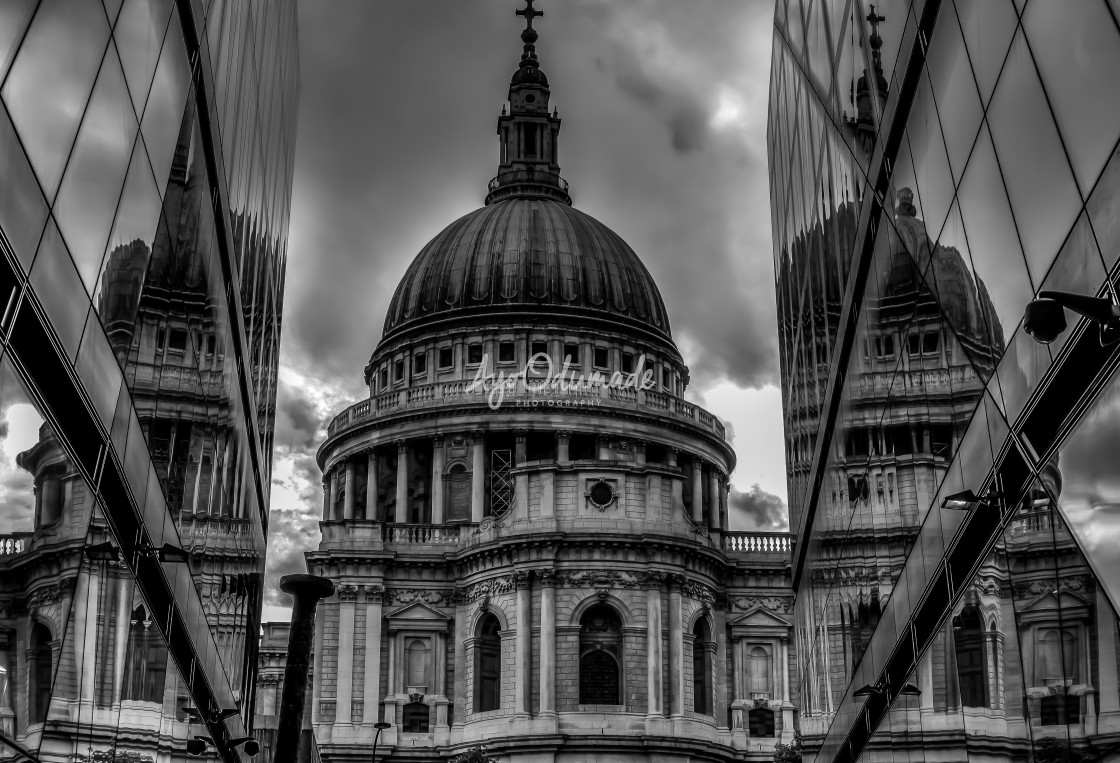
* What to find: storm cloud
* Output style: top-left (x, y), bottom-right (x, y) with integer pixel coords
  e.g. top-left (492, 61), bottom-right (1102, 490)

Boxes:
top-left (729, 484), bottom-right (789, 531)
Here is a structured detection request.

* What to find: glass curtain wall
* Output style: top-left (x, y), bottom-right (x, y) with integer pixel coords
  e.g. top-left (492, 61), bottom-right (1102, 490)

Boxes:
top-left (770, 0), bottom-right (1120, 760)
top-left (0, 1), bottom-right (297, 762)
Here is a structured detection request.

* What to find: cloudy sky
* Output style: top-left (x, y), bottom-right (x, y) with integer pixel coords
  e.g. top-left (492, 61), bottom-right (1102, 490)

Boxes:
top-left (265, 0), bottom-right (786, 619)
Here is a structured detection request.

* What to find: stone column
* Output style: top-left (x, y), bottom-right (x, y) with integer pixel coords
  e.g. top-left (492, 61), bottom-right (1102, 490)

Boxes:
top-left (539, 571), bottom-right (557, 717)
top-left (471, 432), bottom-right (485, 523)
top-left (634, 440), bottom-right (646, 465)
top-left (336, 586), bottom-right (357, 725)
top-left (453, 606), bottom-right (468, 728)
top-left (80, 569), bottom-right (100, 703)
top-left (112, 574), bottom-right (131, 705)
top-left (646, 474), bottom-right (662, 521)
top-left (344, 459), bottom-right (355, 520)
top-left (431, 435), bottom-right (445, 523)
top-left (395, 441), bottom-right (409, 523)
top-left (919, 649), bottom-right (934, 710)
top-left (645, 572), bottom-right (665, 718)
top-left (515, 571), bottom-right (532, 717)
top-left (668, 577), bottom-right (684, 719)
top-left (597, 435), bottom-right (611, 460)
top-left (366, 451), bottom-right (378, 521)
top-left (556, 430), bottom-right (570, 462)
top-left (383, 632), bottom-right (398, 724)
top-left (326, 470), bottom-right (336, 521)
top-left (708, 470), bottom-right (720, 531)
top-left (691, 459), bottom-right (704, 524)
top-left (362, 585), bottom-right (384, 725)
top-left (435, 632), bottom-right (449, 731)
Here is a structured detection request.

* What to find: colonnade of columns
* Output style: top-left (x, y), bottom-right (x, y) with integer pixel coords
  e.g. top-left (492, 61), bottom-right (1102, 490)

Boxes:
top-left (320, 432), bottom-right (731, 531)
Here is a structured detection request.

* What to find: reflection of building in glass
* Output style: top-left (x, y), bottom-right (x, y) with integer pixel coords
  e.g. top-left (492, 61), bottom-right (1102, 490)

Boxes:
top-left (0, 3), bottom-right (297, 762)
top-left (770, 1), bottom-right (1120, 761)
top-left (286, 4), bottom-right (794, 761)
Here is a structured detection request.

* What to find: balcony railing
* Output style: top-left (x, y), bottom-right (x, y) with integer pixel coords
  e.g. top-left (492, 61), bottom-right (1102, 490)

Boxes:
top-left (721, 532), bottom-right (793, 554)
top-left (0, 532), bottom-right (33, 555)
top-left (327, 381), bottom-right (727, 441)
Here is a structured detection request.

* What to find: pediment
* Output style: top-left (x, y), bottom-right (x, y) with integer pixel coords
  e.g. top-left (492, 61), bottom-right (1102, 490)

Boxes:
top-left (1021, 589), bottom-right (1090, 613)
top-left (386, 601), bottom-right (451, 623)
top-left (730, 607), bottom-right (792, 630)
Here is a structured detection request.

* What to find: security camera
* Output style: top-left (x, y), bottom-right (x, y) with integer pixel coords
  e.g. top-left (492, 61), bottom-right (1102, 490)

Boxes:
top-left (1023, 297), bottom-right (1066, 344)
top-left (243, 739), bottom-right (260, 757)
top-left (1023, 290), bottom-right (1120, 345)
top-left (187, 737), bottom-right (211, 756)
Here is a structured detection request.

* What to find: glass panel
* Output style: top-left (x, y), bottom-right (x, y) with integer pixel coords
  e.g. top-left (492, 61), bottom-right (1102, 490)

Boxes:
top-left (955, 122), bottom-right (1034, 345)
top-left (906, 71), bottom-right (955, 243)
top-left (1054, 367), bottom-right (1120, 617)
top-left (1023, 0), bottom-right (1120, 195)
top-left (953, 0), bottom-right (1018, 108)
top-left (1, 0), bottom-right (111, 200)
top-left (114, 0), bottom-right (175, 117)
top-left (54, 46), bottom-right (138, 293)
top-left (924, 5), bottom-right (983, 182)
top-left (29, 217), bottom-right (91, 363)
top-left (140, 9), bottom-right (190, 194)
top-left (1086, 136), bottom-right (1120, 273)
top-left (0, 0), bottom-right (36, 84)
top-left (986, 30), bottom-right (1082, 286)
top-left (76, 309), bottom-right (125, 432)
top-left (0, 100), bottom-right (49, 270)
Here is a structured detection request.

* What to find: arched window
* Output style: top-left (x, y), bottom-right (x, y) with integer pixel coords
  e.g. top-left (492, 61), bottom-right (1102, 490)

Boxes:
top-left (1037, 628), bottom-right (1078, 685)
top-left (406, 639), bottom-right (429, 690)
top-left (749, 646), bottom-right (772, 695)
top-left (474, 614), bottom-right (501, 712)
top-left (579, 604), bottom-right (622, 705)
top-left (693, 619), bottom-right (713, 714)
top-left (748, 707), bottom-right (775, 737)
top-left (402, 701), bottom-right (430, 733)
top-left (29, 623), bottom-right (52, 724)
top-left (124, 606), bottom-right (166, 703)
top-left (953, 605), bottom-right (989, 708)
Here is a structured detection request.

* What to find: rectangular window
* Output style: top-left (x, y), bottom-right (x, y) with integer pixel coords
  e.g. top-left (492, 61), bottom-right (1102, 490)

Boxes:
top-left (394, 359), bottom-right (404, 381)
top-left (167, 328), bottom-right (187, 353)
top-left (563, 343), bottom-right (580, 365)
top-left (907, 334), bottom-right (921, 356)
top-left (155, 327), bottom-right (165, 352)
top-left (874, 335), bottom-right (895, 358)
top-left (438, 347), bottom-right (453, 369)
top-left (498, 341), bottom-right (515, 363)
top-left (467, 344), bottom-right (483, 365)
top-left (662, 368), bottom-right (671, 389)
top-left (922, 331), bottom-right (940, 354)
top-left (593, 347), bottom-right (609, 368)
top-left (531, 340), bottom-right (548, 358)
top-left (621, 352), bottom-right (635, 373)
top-left (206, 335), bottom-right (216, 356)
top-left (379, 367), bottom-right (388, 389)
top-left (413, 351), bottom-right (427, 375)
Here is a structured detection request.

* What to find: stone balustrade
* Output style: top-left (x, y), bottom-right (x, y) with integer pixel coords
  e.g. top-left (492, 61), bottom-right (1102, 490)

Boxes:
top-left (381, 523), bottom-right (461, 545)
top-left (0, 532), bottom-right (33, 555)
top-left (327, 380), bottom-right (726, 440)
top-left (855, 363), bottom-right (979, 400)
top-left (721, 532), bottom-right (793, 554)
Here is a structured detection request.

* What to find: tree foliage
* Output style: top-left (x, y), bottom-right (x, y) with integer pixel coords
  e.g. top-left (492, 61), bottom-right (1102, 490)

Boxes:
top-left (448, 747), bottom-right (498, 763)
top-left (772, 733), bottom-right (803, 763)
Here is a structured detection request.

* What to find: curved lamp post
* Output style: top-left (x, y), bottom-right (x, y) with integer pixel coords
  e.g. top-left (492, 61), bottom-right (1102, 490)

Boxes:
top-left (372, 720), bottom-right (392, 763)
top-left (273, 574), bottom-right (335, 763)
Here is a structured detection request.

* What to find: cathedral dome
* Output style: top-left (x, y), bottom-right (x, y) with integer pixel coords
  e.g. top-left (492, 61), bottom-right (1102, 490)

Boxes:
top-left (379, 197), bottom-right (673, 345)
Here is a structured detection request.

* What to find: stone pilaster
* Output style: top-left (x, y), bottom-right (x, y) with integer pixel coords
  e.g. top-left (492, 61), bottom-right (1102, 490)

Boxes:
top-left (539, 570), bottom-right (557, 717)
top-left (515, 570), bottom-right (532, 717)
top-left (644, 571), bottom-right (665, 721)
top-left (322, 479), bottom-right (331, 520)
top-left (667, 576), bottom-right (684, 719)
top-left (336, 585), bottom-right (358, 725)
top-left (556, 430), bottom-right (570, 463)
top-left (395, 440), bottom-right (409, 523)
top-left (111, 573), bottom-right (131, 705)
top-left (431, 434), bottom-right (445, 523)
top-left (326, 470), bottom-right (337, 521)
top-left (344, 460), bottom-right (355, 520)
top-left (362, 585), bottom-right (384, 725)
top-left (514, 431), bottom-right (529, 520)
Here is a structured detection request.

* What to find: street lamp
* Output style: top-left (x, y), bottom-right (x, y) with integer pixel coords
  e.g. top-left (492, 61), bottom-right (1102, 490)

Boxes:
top-left (372, 721), bottom-right (392, 763)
